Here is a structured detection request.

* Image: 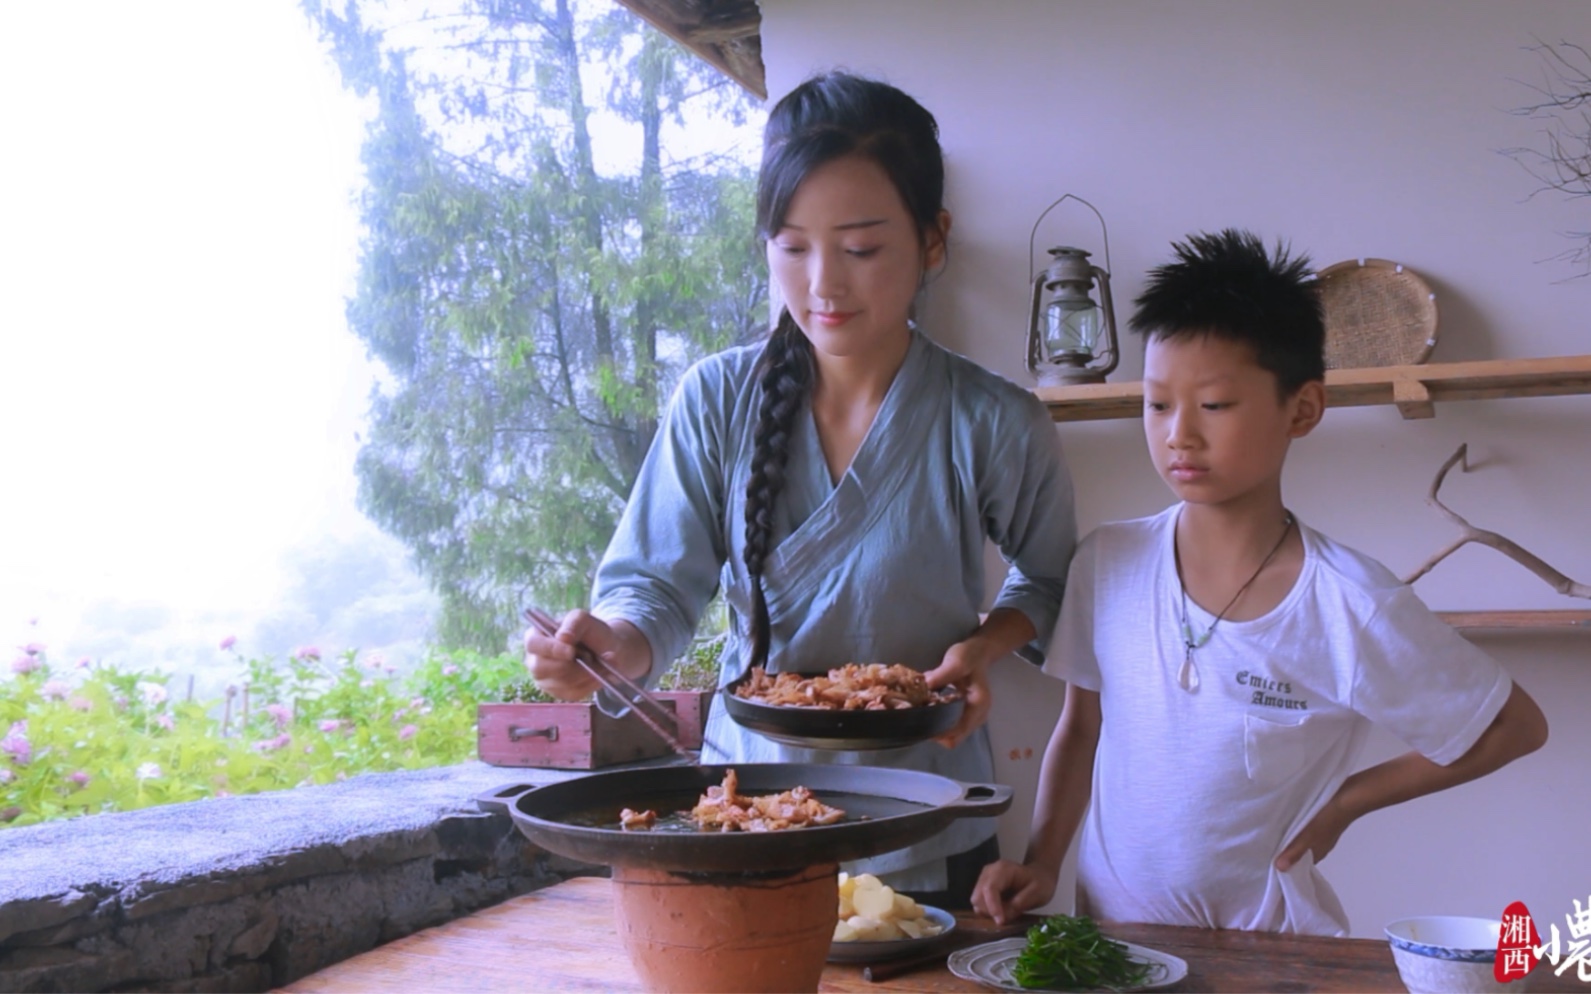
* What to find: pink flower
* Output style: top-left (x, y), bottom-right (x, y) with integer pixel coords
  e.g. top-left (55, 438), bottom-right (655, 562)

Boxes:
top-left (155, 714), bottom-right (175, 731)
top-left (264, 703), bottom-right (292, 729)
top-left (0, 768), bottom-right (13, 784)
top-left (68, 771), bottom-right (90, 787)
top-left (2, 722), bottom-right (30, 765)
top-left (136, 762), bottom-right (162, 781)
top-left (75, 656), bottom-right (92, 669)
top-left (40, 680), bottom-right (70, 701)
top-left (254, 733), bottom-right (292, 753)
top-left (318, 719), bottom-right (342, 733)
top-left (293, 646), bottom-right (321, 661)
top-left (68, 696), bottom-right (93, 712)
top-left (441, 664), bottom-right (460, 676)
top-left (23, 643), bottom-right (44, 656)
top-left (219, 635), bottom-right (237, 651)
top-left (138, 682), bottom-right (168, 707)
top-left (11, 655), bottom-right (40, 675)
top-left (398, 724), bottom-right (418, 741)
top-left (364, 651), bottom-right (387, 670)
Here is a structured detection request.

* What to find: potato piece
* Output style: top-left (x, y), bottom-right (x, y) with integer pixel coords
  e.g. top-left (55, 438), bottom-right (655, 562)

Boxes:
top-left (837, 872), bottom-right (855, 898)
top-left (836, 872), bottom-right (946, 943)
top-left (852, 883), bottom-right (896, 919)
top-left (833, 920), bottom-right (859, 942)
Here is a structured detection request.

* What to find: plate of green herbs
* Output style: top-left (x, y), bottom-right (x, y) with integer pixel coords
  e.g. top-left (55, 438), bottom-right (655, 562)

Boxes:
top-left (946, 914), bottom-right (1187, 992)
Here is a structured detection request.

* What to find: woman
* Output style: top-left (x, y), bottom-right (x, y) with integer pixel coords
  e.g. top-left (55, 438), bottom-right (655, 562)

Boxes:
top-left (524, 71), bottom-right (1076, 907)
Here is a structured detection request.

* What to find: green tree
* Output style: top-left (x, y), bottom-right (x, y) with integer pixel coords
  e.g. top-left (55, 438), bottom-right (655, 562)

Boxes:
top-left (302, 0), bottom-right (767, 649)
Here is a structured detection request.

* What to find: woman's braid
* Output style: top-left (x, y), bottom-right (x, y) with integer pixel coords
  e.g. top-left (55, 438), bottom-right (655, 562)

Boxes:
top-left (743, 312), bottom-right (812, 671)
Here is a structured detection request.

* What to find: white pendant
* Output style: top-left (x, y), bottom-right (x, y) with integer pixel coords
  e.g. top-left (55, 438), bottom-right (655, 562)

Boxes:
top-left (1177, 650), bottom-right (1200, 693)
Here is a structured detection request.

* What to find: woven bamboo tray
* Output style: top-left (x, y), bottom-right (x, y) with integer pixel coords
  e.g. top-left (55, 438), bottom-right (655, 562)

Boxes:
top-left (1315, 258), bottom-right (1438, 369)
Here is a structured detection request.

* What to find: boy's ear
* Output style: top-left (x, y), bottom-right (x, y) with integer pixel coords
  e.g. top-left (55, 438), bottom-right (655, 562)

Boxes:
top-left (1288, 380), bottom-right (1327, 438)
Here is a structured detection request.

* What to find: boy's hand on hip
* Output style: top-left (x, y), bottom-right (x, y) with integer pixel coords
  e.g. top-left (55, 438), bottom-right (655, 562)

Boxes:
top-left (1276, 795), bottom-right (1351, 872)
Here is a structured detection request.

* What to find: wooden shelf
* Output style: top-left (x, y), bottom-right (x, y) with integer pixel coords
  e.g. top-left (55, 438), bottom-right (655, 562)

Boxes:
top-left (1438, 610), bottom-right (1591, 633)
top-left (1038, 354), bottom-right (1591, 422)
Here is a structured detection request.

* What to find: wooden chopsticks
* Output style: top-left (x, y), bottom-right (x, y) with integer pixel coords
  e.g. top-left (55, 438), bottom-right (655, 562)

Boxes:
top-left (523, 606), bottom-right (697, 757)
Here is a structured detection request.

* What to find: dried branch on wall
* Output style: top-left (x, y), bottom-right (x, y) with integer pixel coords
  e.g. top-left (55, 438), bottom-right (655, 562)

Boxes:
top-left (1402, 443), bottom-right (1591, 599)
top-left (1501, 39), bottom-right (1591, 277)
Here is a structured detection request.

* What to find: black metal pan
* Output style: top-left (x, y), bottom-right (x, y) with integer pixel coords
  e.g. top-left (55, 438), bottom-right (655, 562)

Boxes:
top-left (719, 674), bottom-right (964, 750)
top-left (477, 763), bottom-right (1011, 873)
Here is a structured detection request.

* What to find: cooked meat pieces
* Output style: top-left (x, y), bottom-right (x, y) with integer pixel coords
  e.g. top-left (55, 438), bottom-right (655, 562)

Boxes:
top-left (731, 662), bottom-right (955, 710)
top-left (618, 807), bottom-right (657, 830)
top-left (689, 768), bottom-right (845, 832)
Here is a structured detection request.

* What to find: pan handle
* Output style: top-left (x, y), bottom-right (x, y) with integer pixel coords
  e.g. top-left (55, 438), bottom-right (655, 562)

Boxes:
top-left (946, 782), bottom-right (1014, 817)
top-left (474, 782), bottom-right (539, 815)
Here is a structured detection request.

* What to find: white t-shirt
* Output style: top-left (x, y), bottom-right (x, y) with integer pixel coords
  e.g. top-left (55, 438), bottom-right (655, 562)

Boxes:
top-left (1045, 505), bottom-right (1512, 935)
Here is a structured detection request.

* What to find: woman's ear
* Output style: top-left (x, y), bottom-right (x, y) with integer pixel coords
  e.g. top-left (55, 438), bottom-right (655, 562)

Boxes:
top-left (924, 209), bottom-right (952, 272)
top-left (1288, 379), bottom-right (1327, 438)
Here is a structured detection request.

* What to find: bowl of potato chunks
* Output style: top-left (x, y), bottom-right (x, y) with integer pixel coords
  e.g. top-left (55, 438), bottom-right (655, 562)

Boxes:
top-left (827, 871), bottom-right (955, 963)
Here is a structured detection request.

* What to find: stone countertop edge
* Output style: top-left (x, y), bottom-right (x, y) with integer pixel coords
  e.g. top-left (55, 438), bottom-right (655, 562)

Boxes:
top-left (0, 756), bottom-right (691, 911)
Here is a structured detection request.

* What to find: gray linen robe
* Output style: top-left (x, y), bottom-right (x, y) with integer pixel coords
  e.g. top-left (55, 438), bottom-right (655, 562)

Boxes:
top-left (592, 328), bottom-right (1076, 888)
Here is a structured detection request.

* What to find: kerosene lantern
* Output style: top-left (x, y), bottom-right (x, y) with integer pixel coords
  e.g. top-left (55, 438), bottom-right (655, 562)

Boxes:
top-left (1024, 195), bottom-right (1119, 387)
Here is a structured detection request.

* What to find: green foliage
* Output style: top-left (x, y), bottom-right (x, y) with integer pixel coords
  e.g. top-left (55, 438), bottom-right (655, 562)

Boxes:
top-left (301, 0), bottom-right (769, 651)
top-left (1012, 914), bottom-right (1154, 991)
top-left (0, 645), bottom-right (528, 830)
top-left (657, 629), bottom-right (725, 691)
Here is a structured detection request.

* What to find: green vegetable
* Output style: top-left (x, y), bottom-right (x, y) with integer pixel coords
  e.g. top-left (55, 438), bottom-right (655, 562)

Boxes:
top-left (1012, 914), bottom-right (1154, 991)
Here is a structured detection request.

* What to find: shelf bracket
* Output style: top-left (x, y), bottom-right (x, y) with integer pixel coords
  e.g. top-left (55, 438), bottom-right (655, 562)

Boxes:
top-left (1391, 375), bottom-right (1434, 419)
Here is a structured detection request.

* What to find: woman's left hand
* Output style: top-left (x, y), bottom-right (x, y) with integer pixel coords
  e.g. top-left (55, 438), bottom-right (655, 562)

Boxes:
top-left (924, 640), bottom-right (994, 749)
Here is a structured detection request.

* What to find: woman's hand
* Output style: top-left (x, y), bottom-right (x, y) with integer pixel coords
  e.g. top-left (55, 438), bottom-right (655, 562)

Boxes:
top-left (924, 608), bottom-right (1036, 749)
top-left (924, 639), bottom-right (995, 749)
top-left (971, 858), bottom-right (1057, 925)
top-left (522, 609), bottom-right (622, 701)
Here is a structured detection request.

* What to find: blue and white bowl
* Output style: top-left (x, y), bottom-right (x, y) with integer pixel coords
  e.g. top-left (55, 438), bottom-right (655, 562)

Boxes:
top-left (1385, 915), bottom-right (1532, 993)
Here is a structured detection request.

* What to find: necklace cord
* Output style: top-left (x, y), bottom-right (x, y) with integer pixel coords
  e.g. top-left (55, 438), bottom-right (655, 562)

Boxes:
top-left (1174, 512), bottom-right (1295, 691)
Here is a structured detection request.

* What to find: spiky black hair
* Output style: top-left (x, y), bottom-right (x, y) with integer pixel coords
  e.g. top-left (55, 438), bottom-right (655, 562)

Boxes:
top-left (1129, 228), bottom-right (1325, 395)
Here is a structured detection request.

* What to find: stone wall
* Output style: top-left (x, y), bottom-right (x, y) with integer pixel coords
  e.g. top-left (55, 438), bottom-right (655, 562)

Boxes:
top-left (0, 761), bottom-right (608, 993)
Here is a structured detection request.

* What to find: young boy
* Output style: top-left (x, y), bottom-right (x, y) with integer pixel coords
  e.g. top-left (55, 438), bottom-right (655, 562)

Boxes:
top-left (973, 229), bottom-right (1548, 935)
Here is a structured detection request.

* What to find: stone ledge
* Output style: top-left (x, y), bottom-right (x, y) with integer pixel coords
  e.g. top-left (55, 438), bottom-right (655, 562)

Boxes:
top-left (0, 759), bottom-right (669, 992)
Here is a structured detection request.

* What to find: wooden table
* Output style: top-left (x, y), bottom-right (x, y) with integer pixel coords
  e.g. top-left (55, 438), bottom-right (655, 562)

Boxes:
top-left (280, 875), bottom-right (1579, 993)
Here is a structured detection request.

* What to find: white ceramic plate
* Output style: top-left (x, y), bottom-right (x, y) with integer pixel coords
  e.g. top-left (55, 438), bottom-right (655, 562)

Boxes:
top-left (826, 905), bottom-right (956, 963)
top-left (946, 936), bottom-right (1188, 992)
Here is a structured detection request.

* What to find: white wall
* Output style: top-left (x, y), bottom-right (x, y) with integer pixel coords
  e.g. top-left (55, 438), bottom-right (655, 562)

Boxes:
top-left (763, 0), bottom-right (1591, 938)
